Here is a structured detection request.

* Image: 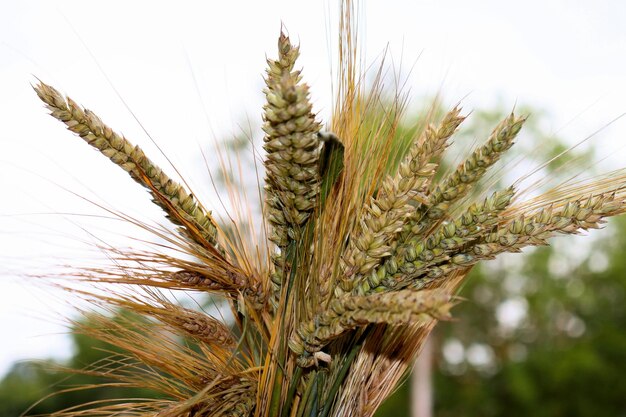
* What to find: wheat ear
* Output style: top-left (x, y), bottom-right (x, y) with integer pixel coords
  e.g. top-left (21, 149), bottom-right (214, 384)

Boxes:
top-left (353, 187), bottom-right (515, 295)
top-left (263, 32), bottom-right (321, 306)
top-left (405, 113), bottom-right (526, 242)
top-left (405, 191), bottom-right (626, 288)
top-left (338, 108), bottom-right (466, 294)
top-left (289, 289), bottom-right (452, 367)
top-left (33, 81), bottom-right (221, 253)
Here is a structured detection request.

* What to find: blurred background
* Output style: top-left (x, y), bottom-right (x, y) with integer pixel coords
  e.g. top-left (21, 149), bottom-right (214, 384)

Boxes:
top-left (1, 1), bottom-right (626, 416)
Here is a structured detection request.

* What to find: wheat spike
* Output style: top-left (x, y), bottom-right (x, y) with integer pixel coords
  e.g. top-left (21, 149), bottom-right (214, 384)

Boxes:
top-left (355, 187), bottom-right (515, 295)
top-left (470, 192), bottom-right (625, 259)
top-left (338, 108), bottom-right (466, 295)
top-left (392, 107), bottom-right (466, 199)
top-left (262, 32), bottom-right (321, 306)
top-left (407, 191), bottom-right (626, 287)
top-left (157, 307), bottom-right (235, 348)
top-left (404, 113), bottom-right (526, 243)
top-left (33, 81), bottom-right (221, 253)
top-left (289, 289), bottom-right (452, 367)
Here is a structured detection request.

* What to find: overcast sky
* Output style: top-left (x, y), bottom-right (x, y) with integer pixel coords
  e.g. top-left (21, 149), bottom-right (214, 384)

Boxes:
top-left (1, 0), bottom-right (626, 378)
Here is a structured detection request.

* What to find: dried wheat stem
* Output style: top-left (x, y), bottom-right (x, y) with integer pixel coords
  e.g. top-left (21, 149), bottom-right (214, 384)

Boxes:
top-left (33, 81), bottom-right (221, 252)
top-left (289, 289), bottom-right (452, 367)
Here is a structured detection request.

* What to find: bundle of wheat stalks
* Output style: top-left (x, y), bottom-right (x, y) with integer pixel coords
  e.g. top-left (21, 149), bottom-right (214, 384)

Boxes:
top-left (32, 3), bottom-right (626, 417)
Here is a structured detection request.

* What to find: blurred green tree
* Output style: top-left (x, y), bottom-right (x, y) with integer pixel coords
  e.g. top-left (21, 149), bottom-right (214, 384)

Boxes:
top-left (429, 215), bottom-right (626, 417)
top-left (0, 313), bottom-right (157, 417)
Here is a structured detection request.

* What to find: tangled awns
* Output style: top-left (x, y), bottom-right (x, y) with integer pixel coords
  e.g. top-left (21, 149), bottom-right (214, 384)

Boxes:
top-left (31, 6), bottom-right (626, 417)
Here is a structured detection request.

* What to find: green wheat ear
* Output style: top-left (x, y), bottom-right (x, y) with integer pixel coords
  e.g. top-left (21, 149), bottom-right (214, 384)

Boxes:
top-left (338, 107), bottom-right (466, 296)
top-left (262, 31), bottom-right (322, 307)
top-left (33, 81), bottom-right (222, 254)
top-left (289, 289), bottom-right (453, 367)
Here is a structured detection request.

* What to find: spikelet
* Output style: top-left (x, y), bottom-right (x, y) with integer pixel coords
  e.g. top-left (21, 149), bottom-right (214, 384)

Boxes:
top-left (33, 82), bottom-right (221, 253)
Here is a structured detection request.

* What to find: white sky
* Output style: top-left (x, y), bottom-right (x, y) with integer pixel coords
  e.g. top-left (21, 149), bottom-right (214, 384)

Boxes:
top-left (1, 0), bottom-right (626, 378)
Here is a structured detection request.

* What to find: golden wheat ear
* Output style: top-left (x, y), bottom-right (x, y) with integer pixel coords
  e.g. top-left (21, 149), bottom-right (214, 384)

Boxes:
top-left (33, 81), bottom-right (223, 256)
